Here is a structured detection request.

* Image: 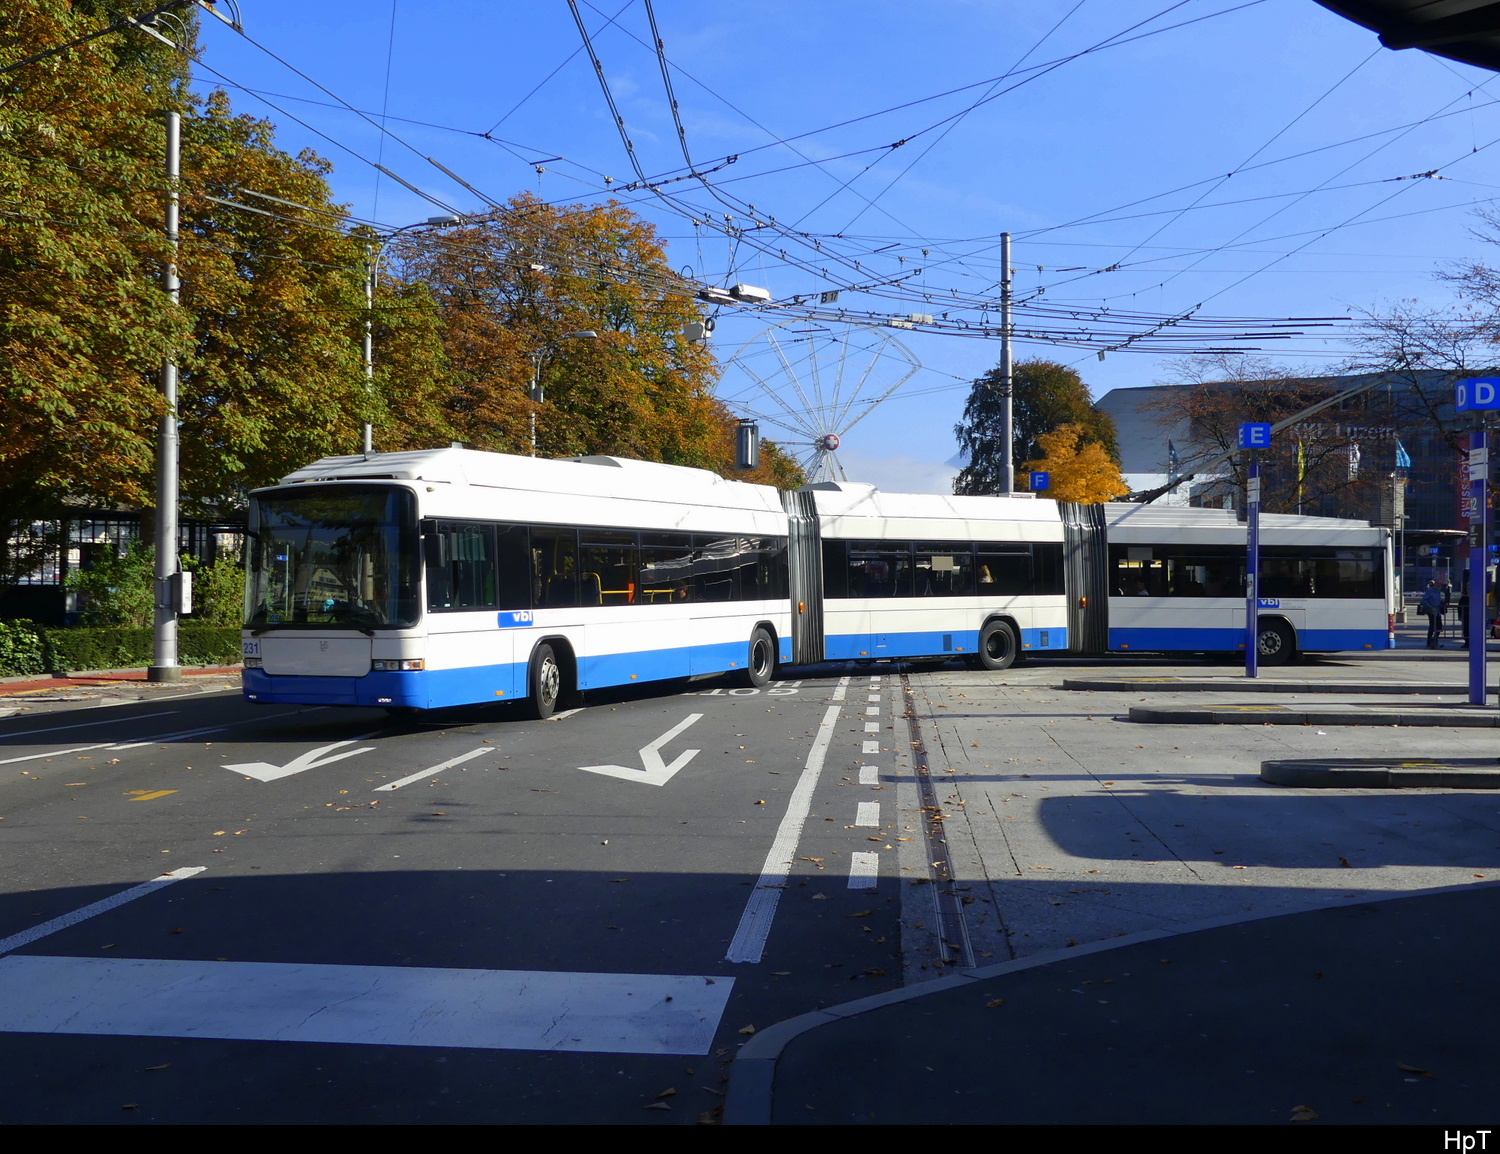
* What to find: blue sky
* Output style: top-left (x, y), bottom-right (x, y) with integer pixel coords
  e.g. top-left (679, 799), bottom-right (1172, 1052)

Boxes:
top-left (190, 1), bottom-right (1500, 490)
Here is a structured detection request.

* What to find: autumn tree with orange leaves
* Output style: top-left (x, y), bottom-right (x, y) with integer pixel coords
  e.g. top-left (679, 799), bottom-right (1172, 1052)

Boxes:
top-left (1018, 424), bottom-right (1129, 503)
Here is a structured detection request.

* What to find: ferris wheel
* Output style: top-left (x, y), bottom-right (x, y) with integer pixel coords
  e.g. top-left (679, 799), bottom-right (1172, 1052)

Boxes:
top-left (719, 319), bottom-right (921, 482)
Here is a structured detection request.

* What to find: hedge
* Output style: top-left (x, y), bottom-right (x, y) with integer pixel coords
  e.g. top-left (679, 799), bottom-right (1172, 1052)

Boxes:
top-left (0, 623), bottom-right (242, 676)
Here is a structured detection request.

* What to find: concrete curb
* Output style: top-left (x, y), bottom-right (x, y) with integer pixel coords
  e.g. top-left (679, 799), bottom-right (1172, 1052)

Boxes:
top-left (0, 666), bottom-right (239, 686)
top-left (1261, 756), bottom-right (1500, 789)
top-left (1128, 703), bottom-right (1500, 727)
top-left (1063, 677), bottom-right (1481, 695)
top-left (722, 878), bottom-right (1500, 1125)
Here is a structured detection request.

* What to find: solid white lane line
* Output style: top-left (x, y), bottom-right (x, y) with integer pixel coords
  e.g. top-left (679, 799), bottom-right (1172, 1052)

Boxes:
top-left (830, 676), bottom-right (850, 702)
top-left (0, 742), bottom-right (116, 766)
top-left (726, 704), bottom-right (841, 964)
top-left (0, 711), bottom-right (180, 740)
top-left (858, 765), bottom-right (879, 785)
top-left (0, 957), bottom-right (734, 1056)
top-left (0, 868), bottom-right (206, 956)
top-left (862, 740), bottom-right (880, 754)
top-left (848, 852), bottom-right (879, 889)
top-left (375, 747), bottom-right (495, 791)
top-left (855, 801), bottom-right (880, 827)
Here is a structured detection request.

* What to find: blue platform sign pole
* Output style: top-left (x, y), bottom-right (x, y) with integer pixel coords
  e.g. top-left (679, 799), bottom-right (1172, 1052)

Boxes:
top-left (1245, 453), bottom-right (1261, 679)
top-left (1457, 380), bottom-right (1499, 705)
top-left (1468, 427), bottom-right (1487, 705)
top-left (1238, 423), bottom-right (1271, 679)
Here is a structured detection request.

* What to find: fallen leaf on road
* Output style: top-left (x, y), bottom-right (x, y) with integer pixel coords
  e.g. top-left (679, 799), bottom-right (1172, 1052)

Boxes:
top-left (798, 857), bottom-right (824, 863)
top-left (985, 999), bottom-right (1006, 1008)
top-left (866, 836), bottom-right (883, 842)
top-left (144, 1063), bottom-right (170, 1071)
top-left (1289, 1105), bottom-right (1319, 1122)
top-left (169, 927), bottom-right (184, 934)
top-left (1397, 1064), bottom-right (1437, 1079)
top-left (656, 1088), bottom-right (677, 1099)
top-left (737, 1024), bottom-right (756, 1035)
top-left (811, 893), bottom-right (828, 900)
top-left (845, 910), bottom-right (873, 918)
top-left (1338, 857), bottom-right (1352, 868)
top-left (643, 1102), bottom-right (671, 1111)
top-left (1027, 866), bottom-right (1053, 871)
top-left (772, 972), bottom-right (791, 977)
top-left (609, 878), bottom-right (630, 883)
top-left (862, 967), bottom-right (887, 977)
top-left (212, 831), bottom-right (225, 836)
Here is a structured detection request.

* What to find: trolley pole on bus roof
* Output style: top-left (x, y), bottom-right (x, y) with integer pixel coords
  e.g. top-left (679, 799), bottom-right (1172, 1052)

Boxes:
top-left (1456, 378), bottom-right (1498, 705)
top-left (149, 109), bottom-right (183, 684)
top-left (1239, 422), bottom-right (1271, 679)
top-left (998, 232), bottom-right (1014, 495)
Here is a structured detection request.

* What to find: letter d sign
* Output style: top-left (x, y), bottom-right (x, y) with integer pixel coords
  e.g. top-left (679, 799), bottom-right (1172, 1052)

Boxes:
top-left (1457, 377), bottom-right (1500, 413)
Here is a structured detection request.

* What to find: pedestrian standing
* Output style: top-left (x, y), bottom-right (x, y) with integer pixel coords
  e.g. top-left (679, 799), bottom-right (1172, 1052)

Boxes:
top-left (1420, 580), bottom-right (1444, 649)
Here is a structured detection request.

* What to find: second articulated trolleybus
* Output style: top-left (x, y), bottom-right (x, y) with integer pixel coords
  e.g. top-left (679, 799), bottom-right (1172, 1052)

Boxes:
top-left (241, 447), bottom-right (1393, 716)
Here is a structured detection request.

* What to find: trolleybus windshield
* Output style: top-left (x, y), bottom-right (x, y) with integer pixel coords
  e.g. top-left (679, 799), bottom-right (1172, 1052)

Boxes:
top-left (245, 486), bottom-right (418, 630)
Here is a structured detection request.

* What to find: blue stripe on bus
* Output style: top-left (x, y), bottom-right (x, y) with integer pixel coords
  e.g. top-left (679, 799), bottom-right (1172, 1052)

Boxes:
top-left (823, 626), bottom-right (1068, 661)
top-left (1109, 627), bottom-right (1390, 652)
top-left (243, 634), bottom-right (799, 709)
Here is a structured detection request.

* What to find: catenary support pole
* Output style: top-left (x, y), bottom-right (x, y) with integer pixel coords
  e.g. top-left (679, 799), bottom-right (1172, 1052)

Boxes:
top-left (149, 110), bottom-right (182, 683)
top-left (999, 232), bottom-right (1014, 495)
top-left (362, 242), bottom-right (375, 454)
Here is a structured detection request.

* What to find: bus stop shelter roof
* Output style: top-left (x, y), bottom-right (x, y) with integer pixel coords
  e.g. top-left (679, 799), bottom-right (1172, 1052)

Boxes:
top-left (1316, 1), bottom-right (1500, 73)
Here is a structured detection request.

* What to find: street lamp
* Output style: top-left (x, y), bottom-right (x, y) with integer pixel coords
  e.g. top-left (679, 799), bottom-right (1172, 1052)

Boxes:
top-left (362, 214), bottom-right (463, 454)
top-left (528, 331), bottom-right (598, 455)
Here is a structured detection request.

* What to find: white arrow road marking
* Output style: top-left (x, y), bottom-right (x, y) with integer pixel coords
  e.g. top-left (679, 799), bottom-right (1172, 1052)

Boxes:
top-left (223, 731), bottom-right (381, 783)
top-left (374, 747), bottom-right (494, 791)
top-left (579, 713), bottom-right (703, 786)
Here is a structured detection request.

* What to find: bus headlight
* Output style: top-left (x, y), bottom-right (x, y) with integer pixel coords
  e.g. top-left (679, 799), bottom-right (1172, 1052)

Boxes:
top-left (372, 659), bottom-right (425, 671)
top-left (243, 656), bottom-right (263, 668)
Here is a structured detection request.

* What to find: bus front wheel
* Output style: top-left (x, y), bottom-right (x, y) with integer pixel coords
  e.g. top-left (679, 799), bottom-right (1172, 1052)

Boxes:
top-left (1256, 619), bottom-right (1295, 666)
top-left (741, 627), bottom-right (777, 688)
top-left (524, 642), bottom-right (564, 720)
top-left (968, 620), bottom-right (1018, 671)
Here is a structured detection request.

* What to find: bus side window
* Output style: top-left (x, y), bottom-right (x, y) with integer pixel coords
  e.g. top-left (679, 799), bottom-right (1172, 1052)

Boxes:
top-left (977, 549), bottom-right (1030, 596)
top-left (426, 522), bottom-right (496, 611)
top-left (580, 530), bottom-right (639, 606)
top-left (495, 525), bottom-right (529, 610)
top-left (915, 542), bottom-right (973, 597)
top-left (693, 535), bottom-right (740, 602)
top-left (1033, 543), bottom-right (1064, 594)
top-left (531, 527), bottom-right (578, 609)
top-left (640, 532), bottom-right (694, 604)
top-left (821, 540), bottom-right (849, 599)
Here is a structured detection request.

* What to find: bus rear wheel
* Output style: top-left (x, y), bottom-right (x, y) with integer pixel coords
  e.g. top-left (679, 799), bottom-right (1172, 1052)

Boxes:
top-left (968, 619), bottom-right (1018, 671)
top-left (523, 642), bottom-right (564, 720)
top-left (741, 627), bottom-right (777, 688)
top-left (1256, 619), bottom-right (1295, 666)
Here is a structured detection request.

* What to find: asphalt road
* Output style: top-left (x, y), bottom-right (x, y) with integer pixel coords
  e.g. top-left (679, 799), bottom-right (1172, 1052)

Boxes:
top-left (0, 669), bottom-right (913, 1125)
top-left (4, 642), bottom-right (1498, 1125)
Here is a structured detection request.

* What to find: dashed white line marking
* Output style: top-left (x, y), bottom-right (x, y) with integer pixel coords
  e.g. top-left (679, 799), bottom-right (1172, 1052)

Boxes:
top-left (374, 747), bottom-right (495, 791)
top-left (0, 710), bottom-right (314, 767)
top-left (831, 676), bottom-right (851, 702)
top-left (858, 765), bottom-right (879, 785)
top-left (0, 868), bottom-right (206, 956)
top-left (868, 677), bottom-right (881, 684)
top-left (866, 695), bottom-right (880, 703)
top-left (862, 740), bottom-right (881, 754)
top-left (0, 957), bottom-right (734, 1055)
top-left (855, 801), bottom-right (880, 827)
top-left (726, 704), bottom-right (841, 964)
top-left (547, 708), bottom-right (584, 722)
top-left (848, 852), bottom-right (879, 889)
top-left (863, 722), bottom-right (880, 733)
top-left (865, 706), bottom-right (879, 715)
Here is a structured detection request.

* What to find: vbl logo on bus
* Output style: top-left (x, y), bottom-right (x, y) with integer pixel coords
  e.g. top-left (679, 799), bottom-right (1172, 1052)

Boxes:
top-left (497, 611), bottom-right (535, 628)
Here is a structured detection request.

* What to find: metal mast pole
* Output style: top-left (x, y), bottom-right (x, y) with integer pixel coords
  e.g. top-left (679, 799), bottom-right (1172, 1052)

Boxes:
top-left (1468, 416), bottom-right (1488, 705)
top-left (999, 232), bottom-right (1014, 495)
top-left (362, 242), bottom-right (375, 454)
top-left (149, 109), bottom-right (182, 683)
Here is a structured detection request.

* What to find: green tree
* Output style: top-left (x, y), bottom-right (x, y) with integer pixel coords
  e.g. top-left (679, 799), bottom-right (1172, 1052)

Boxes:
top-left (67, 540), bottom-right (155, 627)
top-left (953, 360), bottom-right (1118, 495)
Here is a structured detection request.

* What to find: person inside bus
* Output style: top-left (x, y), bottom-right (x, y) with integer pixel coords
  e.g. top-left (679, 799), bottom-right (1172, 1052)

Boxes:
top-left (1131, 577), bottom-right (1150, 596)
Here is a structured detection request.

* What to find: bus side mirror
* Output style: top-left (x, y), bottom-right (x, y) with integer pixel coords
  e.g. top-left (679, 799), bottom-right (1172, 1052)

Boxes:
top-left (423, 530), bottom-right (446, 569)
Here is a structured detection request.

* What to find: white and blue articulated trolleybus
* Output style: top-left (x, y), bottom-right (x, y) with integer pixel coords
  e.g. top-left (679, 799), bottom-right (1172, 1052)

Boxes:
top-left (239, 448), bottom-right (1067, 715)
top-left (239, 447), bottom-right (1392, 716)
